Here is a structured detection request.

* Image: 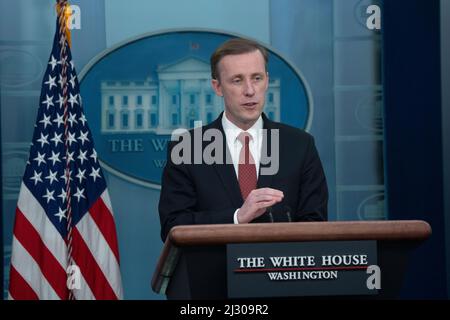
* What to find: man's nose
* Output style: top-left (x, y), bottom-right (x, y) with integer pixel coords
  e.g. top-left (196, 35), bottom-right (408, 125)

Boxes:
top-left (243, 79), bottom-right (255, 96)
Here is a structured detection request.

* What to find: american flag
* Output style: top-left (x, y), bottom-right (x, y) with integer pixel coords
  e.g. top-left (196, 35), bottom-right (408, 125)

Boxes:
top-left (8, 1), bottom-right (123, 300)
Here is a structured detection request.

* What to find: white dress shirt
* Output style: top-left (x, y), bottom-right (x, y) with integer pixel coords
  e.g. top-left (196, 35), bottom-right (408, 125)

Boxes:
top-left (221, 112), bottom-right (263, 224)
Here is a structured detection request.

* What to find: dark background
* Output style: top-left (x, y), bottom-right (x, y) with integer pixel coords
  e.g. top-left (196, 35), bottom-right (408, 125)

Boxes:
top-left (384, 0), bottom-right (447, 298)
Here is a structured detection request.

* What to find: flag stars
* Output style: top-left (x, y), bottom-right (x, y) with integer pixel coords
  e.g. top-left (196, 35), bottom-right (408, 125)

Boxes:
top-left (73, 187), bottom-right (86, 202)
top-left (30, 170), bottom-right (43, 185)
top-left (45, 169), bottom-right (59, 185)
top-left (33, 152), bottom-right (47, 166)
top-left (68, 93), bottom-right (78, 108)
top-left (54, 207), bottom-right (67, 223)
top-left (37, 133), bottom-right (49, 148)
top-left (90, 149), bottom-right (98, 163)
top-left (67, 131), bottom-right (77, 146)
top-left (42, 188), bottom-right (55, 203)
top-left (77, 150), bottom-right (88, 165)
top-left (90, 167), bottom-right (102, 182)
top-left (79, 113), bottom-right (87, 126)
top-left (58, 188), bottom-right (67, 203)
top-left (78, 130), bottom-right (89, 145)
top-left (56, 94), bottom-right (64, 109)
top-left (48, 151), bottom-right (61, 166)
top-left (53, 113), bottom-right (64, 128)
top-left (61, 169), bottom-right (73, 184)
top-left (68, 112), bottom-right (78, 126)
top-left (63, 151), bottom-right (75, 163)
top-left (69, 74), bottom-right (76, 88)
top-left (58, 75), bottom-right (65, 89)
top-left (42, 94), bottom-right (54, 109)
top-left (48, 55), bottom-right (58, 71)
top-left (39, 114), bottom-right (52, 129)
top-left (44, 74), bottom-right (57, 90)
top-left (76, 168), bottom-right (86, 183)
top-left (50, 132), bottom-right (63, 147)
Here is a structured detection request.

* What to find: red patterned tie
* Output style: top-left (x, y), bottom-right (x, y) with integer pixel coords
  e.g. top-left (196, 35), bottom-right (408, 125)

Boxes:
top-left (238, 132), bottom-right (257, 200)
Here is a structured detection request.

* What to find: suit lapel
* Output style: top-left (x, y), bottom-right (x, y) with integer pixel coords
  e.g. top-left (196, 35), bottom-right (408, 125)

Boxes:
top-left (209, 114), bottom-right (243, 207)
top-left (257, 113), bottom-right (275, 189)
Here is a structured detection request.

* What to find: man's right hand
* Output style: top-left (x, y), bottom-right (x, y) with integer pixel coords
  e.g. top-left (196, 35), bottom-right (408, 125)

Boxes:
top-left (236, 188), bottom-right (284, 224)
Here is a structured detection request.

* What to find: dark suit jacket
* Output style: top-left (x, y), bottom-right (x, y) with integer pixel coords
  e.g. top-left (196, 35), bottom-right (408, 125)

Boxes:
top-left (159, 113), bottom-right (328, 241)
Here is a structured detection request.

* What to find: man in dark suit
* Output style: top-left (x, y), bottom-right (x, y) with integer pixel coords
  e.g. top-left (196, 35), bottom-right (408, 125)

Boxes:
top-left (159, 38), bottom-right (328, 242)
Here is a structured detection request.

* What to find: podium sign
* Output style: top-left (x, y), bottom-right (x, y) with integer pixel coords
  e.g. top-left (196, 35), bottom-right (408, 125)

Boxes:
top-left (152, 221), bottom-right (431, 299)
top-left (227, 241), bottom-right (378, 298)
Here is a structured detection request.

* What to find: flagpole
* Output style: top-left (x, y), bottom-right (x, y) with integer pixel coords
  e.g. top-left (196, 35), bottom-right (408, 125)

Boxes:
top-left (56, 0), bottom-right (75, 300)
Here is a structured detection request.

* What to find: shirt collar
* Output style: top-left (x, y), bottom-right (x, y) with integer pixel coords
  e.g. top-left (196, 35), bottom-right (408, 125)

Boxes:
top-left (221, 112), bottom-right (263, 143)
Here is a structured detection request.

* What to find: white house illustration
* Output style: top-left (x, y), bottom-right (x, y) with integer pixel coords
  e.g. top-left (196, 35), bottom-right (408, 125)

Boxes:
top-left (101, 57), bottom-right (280, 134)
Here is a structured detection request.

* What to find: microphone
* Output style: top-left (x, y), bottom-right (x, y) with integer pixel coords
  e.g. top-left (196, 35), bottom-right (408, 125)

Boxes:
top-left (267, 206), bottom-right (274, 223)
top-left (267, 205), bottom-right (291, 222)
top-left (284, 205), bottom-right (292, 222)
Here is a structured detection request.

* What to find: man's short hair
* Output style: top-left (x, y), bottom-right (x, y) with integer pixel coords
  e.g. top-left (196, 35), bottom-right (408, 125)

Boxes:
top-left (210, 37), bottom-right (269, 80)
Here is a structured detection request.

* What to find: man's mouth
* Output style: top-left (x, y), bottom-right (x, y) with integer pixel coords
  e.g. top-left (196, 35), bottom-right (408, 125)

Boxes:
top-left (242, 102), bottom-right (258, 107)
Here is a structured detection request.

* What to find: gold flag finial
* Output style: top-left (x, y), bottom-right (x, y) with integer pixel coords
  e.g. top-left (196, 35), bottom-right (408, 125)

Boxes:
top-left (56, 0), bottom-right (72, 47)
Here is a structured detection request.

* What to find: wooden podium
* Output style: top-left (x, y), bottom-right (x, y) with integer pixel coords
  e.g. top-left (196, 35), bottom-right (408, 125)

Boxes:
top-left (151, 220), bottom-right (431, 299)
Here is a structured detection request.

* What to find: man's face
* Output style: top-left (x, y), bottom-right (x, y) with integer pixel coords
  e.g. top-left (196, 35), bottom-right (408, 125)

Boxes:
top-left (211, 50), bottom-right (269, 130)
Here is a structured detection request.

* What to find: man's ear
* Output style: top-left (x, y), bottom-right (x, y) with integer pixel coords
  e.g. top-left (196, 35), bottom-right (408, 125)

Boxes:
top-left (211, 79), bottom-right (223, 97)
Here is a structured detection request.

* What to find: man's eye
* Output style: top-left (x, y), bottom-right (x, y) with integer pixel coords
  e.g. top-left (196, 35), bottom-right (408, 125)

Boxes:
top-left (232, 79), bottom-right (241, 84)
